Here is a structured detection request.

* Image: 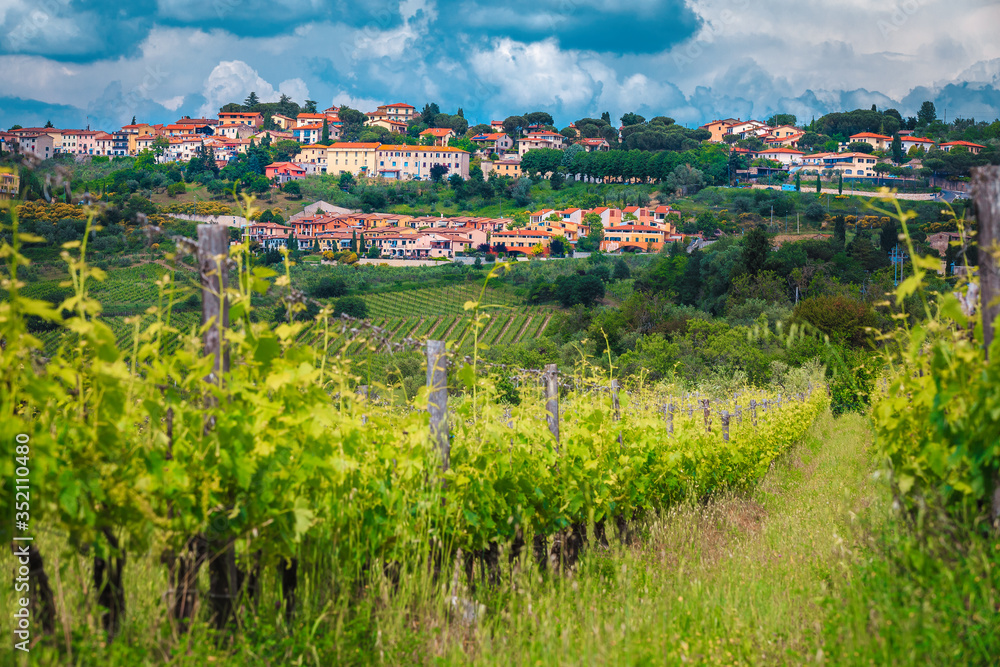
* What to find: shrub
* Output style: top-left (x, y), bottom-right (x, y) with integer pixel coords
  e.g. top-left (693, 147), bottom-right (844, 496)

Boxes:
top-left (793, 295), bottom-right (878, 347)
top-left (334, 296), bottom-right (368, 319)
top-left (312, 276), bottom-right (347, 299)
top-left (167, 182), bottom-right (187, 197)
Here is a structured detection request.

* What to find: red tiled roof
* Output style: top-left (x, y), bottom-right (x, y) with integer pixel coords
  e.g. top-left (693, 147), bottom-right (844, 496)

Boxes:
top-left (605, 225), bottom-right (664, 232)
top-left (940, 140), bottom-right (986, 149)
top-left (850, 132), bottom-right (892, 140)
top-left (420, 128), bottom-right (454, 136)
top-left (759, 147), bottom-right (804, 154)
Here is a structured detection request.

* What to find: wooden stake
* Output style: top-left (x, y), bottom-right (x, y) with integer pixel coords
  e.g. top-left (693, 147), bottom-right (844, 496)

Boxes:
top-left (721, 411), bottom-right (730, 442)
top-left (971, 166), bottom-right (1000, 357)
top-left (426, 340), bottom-right (449, 472)
top-left (611, 379), bottom-right (622, 449)
top-left (197, 224), bottom-right (230, 383)
top-left (544, 363), bottom-right (559, 451)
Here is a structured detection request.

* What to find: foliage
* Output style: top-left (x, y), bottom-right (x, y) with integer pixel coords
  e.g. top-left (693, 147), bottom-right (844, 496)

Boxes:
top-left (792, 295), bottom-right (878, 347)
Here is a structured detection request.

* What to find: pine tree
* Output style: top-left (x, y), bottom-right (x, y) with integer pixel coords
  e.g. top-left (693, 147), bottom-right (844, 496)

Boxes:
top-left (321, 119), bottom-right (330, 144)
top-left (351, 230), bottom-right (358, 253)
top-left (816, 175), bottom-right (821, 193)
top-left (838, 173), bottom-right (843, 194)
top-left (131, 115), bottom-right (136, 125)
top-left (795, 172), bottom-right (801, 192)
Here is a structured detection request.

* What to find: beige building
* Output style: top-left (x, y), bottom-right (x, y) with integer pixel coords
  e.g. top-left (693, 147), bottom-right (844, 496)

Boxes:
top-left (486, 158), bottom-right (522, 178)
top-left (218, 112), bottom-right (263, 128)
top-left (491, 229), bottom-right (553, 254)
top-left (0, 167), bottom-right (19, 200)
top-left (848, 132), bottom-right (892, 151)
top-left (326, 142), bottom-right (381, 176)
top-left (295, 144), bottom-right (329, 173)
top-left (374, 145), bottom-right (470, 180)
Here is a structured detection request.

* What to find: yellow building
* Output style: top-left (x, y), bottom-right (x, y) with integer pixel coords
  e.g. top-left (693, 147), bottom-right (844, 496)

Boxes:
top-left (0, 167), bottom-right (19, 200)
top-left (489, 159), bottom-right (522, 178)
top-left (492, 229), bottom-right (552, 254)
top-left (326, 142), bottom-right (381, 176)
top-left (294, 144), bottom-right (329, 173)
top-left (600, 225), bottom-right (666, 253)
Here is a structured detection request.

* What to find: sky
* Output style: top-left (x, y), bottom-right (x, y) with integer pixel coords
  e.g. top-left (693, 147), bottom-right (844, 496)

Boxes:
top-left (1, 0), bottom-right (1000, 132)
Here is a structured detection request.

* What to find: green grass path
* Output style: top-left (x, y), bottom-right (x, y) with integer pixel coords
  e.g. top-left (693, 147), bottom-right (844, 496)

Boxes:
top-left (423, 410), bottom-right (881, 665)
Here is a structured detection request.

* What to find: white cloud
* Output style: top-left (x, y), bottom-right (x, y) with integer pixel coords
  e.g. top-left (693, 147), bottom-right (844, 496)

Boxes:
top-left (329, 90), bottom-right (384, 113)
top-left (158, 95), bottom-right (185, 111)
top-left (471, 39), bottom-right (600, 109)
top-left (198, 60), bottom-right (278, 116)
top-left (278, 78), bottom-right (310, 104)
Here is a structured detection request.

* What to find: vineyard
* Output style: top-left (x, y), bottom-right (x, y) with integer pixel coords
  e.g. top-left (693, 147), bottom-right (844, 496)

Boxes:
top-left (360, 283), bottom-right (538, 317)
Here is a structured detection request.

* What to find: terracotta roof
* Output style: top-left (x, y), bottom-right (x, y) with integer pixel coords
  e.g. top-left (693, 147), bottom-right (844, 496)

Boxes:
top-left (759, 147), bottom-right (805, 154)
top-left (492, 230), bottom-right (553, 237)
top-left (377, 145), bottom-right (469, 154)
top-left (605, 225), bottom-right (664, 232)
top-left (383, 103), bottom-right (415, 109)
top-left (850, 132), bottom-right (892, 140)
top-left (940, 140), bottom-right (986, 149)
top-left (328, 142), bottom-right (382, 149)
top-left (420, 128), bottom-right (455, 136)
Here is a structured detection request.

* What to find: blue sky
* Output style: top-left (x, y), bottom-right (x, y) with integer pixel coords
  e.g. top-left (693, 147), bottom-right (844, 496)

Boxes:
top-left (2, 0), bottom-right (1000, 131)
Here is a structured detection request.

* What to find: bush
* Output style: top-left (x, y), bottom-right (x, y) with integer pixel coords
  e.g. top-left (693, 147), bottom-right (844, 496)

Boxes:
top-left (167, 182), bottom-right (187, 197)
top-left (556, 273), bottom-right (605, 308)
top-left (793, 295), bottom-right (878, 347)
top-left (334, 296), bottom-right (368, 319)
top-left (804, 201), bottom-right (826, 221)
top-left (612, 258), bottom-right (631, 281)
top-left (312, 276), bottom-right (347, 299)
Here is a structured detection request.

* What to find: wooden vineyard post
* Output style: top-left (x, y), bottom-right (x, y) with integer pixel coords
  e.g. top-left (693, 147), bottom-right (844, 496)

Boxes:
top-left (426, 340), bottom-right (450, 472)
top-left (667, 403), bottom-right (674, 437)
top-left (196, 224), bottom-right (236, 630)
top-left (701, 399), bottom-right (711, 433)
top-left (721, 411), bottom-right (730, 442)
top-left (611, 380), bottom-right (621, 420)
top-left (544, 364), bottom-right (560, 452)
top-left (971, 166), bottom-right (1000, 528)
top-left (750, 399), bottom-right (757, 427)
top-left (972, 166), bottom-right (1000, 358)
top-left (198, 224), bottom-right (230, 387)
top-left (611, 379), bottom-right (622, 449)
